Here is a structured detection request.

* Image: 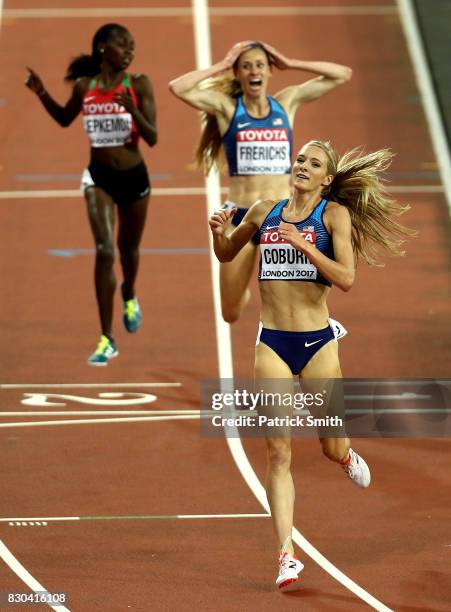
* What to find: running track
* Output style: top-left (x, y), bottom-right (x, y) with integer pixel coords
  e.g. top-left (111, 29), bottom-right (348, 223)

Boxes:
top-left (0, 1), bottom-right (450, 610)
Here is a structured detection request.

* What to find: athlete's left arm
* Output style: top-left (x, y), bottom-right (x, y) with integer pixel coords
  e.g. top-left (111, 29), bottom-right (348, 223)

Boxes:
top-left (260, 43), bottom-right (352, 124)
top-left (278, 204), bottom-right (355, 291)
top-left (114, 74), bottom-right (157, 147)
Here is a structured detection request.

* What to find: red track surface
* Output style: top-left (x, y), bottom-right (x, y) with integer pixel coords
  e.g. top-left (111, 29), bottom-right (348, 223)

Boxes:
top-left (1, 1), bottom-right (450, 610)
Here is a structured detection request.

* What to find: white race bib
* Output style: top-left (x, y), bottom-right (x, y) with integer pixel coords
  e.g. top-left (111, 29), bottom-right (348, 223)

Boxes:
top-left (236, 128), bottom-right (290, 175)
top-left (260, 229), bottom-right (318, 280)
top-left (83, 112), bottom-right (133, 148)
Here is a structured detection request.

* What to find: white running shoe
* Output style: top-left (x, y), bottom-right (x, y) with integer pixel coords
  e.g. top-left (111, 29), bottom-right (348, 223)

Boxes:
top-left (276, 552), bottom-right (304, 591)
top-left (342, 448), bottom-right (371, 488)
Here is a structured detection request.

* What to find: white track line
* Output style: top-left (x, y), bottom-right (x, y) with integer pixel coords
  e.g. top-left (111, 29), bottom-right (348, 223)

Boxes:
top-left (192, 1), bottom-right (392, 610)
top-left (0, 414), bottom-right (199, 428)
top-left (0, 410), bottom-right (200, 416)
top-left (191, 0), bottom-right (235, 380)
top-left (397, 0), bottom-right (451, 213)
top-left (0, 187), bottom-right (228, 199)
top-left (0, 185), bottom-right (442, 199)
top-left (0, 513), bottom-right (269, 523)
top-left (0, 382), bottom-right (181, 389)
top-left (0, 540), bottom-right (70, 612)
top-left (2, 6), bottom-right (397, 19)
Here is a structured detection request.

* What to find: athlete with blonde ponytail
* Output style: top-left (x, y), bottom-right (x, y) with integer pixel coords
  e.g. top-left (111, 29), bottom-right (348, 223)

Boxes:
top-left (209, 140), bottom-right (415, 590)
top-left (170, 41), bottom-right (352, 323)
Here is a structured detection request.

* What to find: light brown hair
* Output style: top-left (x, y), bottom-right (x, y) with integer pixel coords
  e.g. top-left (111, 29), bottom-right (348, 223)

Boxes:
top-left (195, 43), bottom-right (274, 174)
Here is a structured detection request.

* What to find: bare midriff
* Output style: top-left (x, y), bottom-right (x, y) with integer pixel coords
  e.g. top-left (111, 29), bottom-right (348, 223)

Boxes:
top-left (259, 281), bottom-right (331, 332)
top-left (90, 143), bottom-right (142, 170)
top-left (227, 174), bottom-right (291, 208)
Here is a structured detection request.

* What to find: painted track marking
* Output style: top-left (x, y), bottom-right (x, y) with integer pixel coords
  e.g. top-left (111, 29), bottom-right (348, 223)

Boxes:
top-left (0, 382), bottom-right (181, 389)
top-left (0, 187), bottom-right (227, 199)
top-left (0, 540), bottom-right (70, 611)
top-left (0, 410), bottom-right (200, 416)
top-left (2, 6), bottom-right (398, 19)
top-left (0, 185), bottom-right (443, 200)
top-left (0, 513), bottom-right (270, 524)
top-left (192, 1), bottom-right (393, 610)
top-left (0, 415), bottom-right (199, 428)
top-left (397, 0), bottom-right (451, 212)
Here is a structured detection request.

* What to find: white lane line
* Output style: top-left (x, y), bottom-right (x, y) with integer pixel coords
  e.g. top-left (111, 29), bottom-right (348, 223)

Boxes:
top-left (397, 0), bottom-right (451, 213)
top-left (346, 380), bottom-right (450, 385)
top-left (0, 540), bottom-right (70, 612)
top-left (0, 513), bottom-right (269, 523)
top-left (2, 518), bottom-right (80, 523)
top-left (347, 408), bottom-right (451, 414)
top-left (0, 185), bottom-right (442, 199)
top-left (0, 383), bottom-right (181, 389)
top-left (225, 440), bottom-right (394, 612)
top-left (0, 410), bottom-right (199, 416)
top-left (3, 7), bottom-right (191, 18)
top-left (191, 0), bottom-right (235, 380)
top-left (0, 415), bottom-right (199, 428)
top-left (0, 407), bottom-right (446, 417)
top-left (389, 185), bottom-right (443, 193)
top-left (192, 1), bottom-right (392, 611)
top-left (2, 6), bottom-right (397, 19)
top-left (176, 513), bottom-right (269, 519)
top-left (214, 6), bottom-right (397, 16)
top-left (0, 187), bottom-right (228, 199)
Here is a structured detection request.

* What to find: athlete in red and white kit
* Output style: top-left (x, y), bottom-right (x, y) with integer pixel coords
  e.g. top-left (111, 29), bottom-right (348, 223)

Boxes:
top-left (26, 23), bottom-right (157, 365)
top-left (170, 41), bottom-right (352, 323)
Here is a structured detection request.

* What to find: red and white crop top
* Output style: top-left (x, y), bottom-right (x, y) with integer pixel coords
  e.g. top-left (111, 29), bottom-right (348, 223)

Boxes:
top-left (82, 74), bottom-right (139, 148)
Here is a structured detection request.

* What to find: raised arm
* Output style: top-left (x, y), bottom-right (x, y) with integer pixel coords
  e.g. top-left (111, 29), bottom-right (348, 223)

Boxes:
top-left (209, 200), bottom-right (267, 262)
top-left (25, 67), bottom-right (85, 127)
top-left (168, 41), bottom-right (253, 117)
top-left (258, 42), bottom-right (352, 123)
top-left (278, 203), bottom-right (355, 291)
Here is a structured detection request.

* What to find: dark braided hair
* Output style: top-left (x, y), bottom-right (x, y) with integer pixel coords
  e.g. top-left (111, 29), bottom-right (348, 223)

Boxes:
top-left (65, 23), bottom-right (129, 81)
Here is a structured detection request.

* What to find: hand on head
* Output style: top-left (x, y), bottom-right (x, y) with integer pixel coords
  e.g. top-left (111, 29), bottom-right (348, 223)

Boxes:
top-left (255, 42), bottom-right (291, 70)
top-left (223, 41), bottom-right (256, 69)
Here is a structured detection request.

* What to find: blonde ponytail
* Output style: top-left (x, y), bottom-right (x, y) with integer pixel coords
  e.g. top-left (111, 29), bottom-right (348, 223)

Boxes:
top-left (306, 140), bottom-right (417, 265)
top-left (195, 75), bottom-right (242, 174)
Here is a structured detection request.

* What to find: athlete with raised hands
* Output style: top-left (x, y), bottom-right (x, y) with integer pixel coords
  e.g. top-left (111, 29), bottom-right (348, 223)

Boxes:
top-left (170, 41), bottom-right (352, 323)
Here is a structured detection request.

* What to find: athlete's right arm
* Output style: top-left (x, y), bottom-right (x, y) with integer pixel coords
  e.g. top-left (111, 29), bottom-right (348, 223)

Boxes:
top-left (168, 41), bottom-right (252, 116)
top-left (209, 200), bottom-right (268, 262)
top-left (25, 68), bottom-right (86, 127)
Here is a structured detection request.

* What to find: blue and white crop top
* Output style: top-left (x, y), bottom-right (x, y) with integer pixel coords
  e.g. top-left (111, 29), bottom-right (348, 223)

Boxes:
top-left (256, 198), bottom-right (335, 286)
top-left (222, 96), bottom-right (292, 176)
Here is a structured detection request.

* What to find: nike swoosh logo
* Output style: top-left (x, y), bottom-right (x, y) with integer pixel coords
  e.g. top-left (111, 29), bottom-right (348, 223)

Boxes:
top-left (305, 339), bottom-right (322, 348)
top-left (84, 96), bottom-right (96, 102)
top-left (237, 122), bottom-right (251, 128)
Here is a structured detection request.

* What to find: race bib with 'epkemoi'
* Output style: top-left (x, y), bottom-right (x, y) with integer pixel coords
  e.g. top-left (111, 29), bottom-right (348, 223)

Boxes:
top-left (83, 103), bottom-right (133, 148)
